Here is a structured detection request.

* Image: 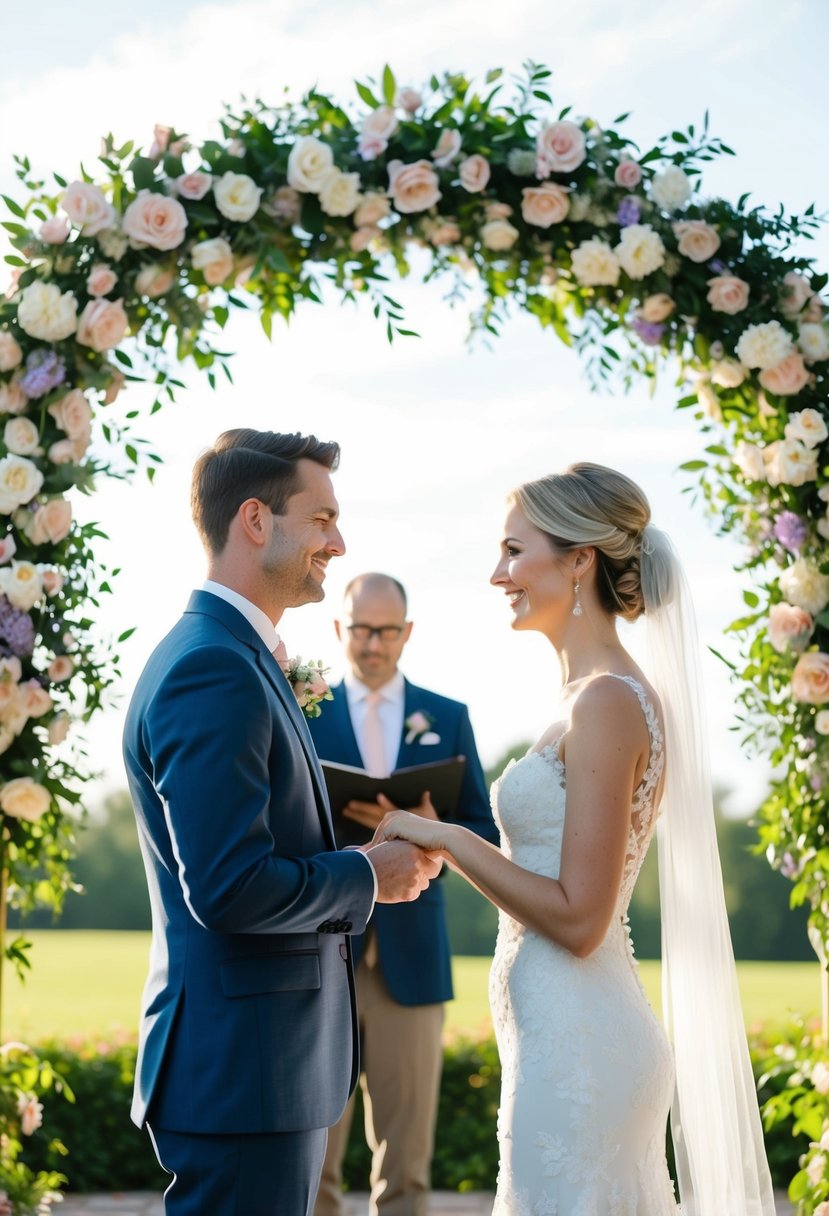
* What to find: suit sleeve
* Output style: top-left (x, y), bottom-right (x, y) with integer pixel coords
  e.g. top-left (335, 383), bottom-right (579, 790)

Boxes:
top-left (447, 704), bottom-right (499, 844)
top-left (143, 643), bottom-right (375, 935)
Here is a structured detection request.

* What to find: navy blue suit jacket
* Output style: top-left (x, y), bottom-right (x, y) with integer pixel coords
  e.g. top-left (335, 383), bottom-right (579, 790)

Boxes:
top-left (123, 592), bottom-right (375, 1134)
top-left (308, 679), bottom-right (497, 1006)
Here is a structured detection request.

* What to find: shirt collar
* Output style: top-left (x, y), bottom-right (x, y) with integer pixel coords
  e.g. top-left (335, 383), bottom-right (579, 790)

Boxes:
top-left (344, 669), bottom-right (405, 707)
top-left (201, 580), bottom-right (281, 653)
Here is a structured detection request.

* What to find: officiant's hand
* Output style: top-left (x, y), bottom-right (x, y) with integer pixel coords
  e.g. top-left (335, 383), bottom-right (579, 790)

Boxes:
top-left (343, 790), bottom-right (438, 830)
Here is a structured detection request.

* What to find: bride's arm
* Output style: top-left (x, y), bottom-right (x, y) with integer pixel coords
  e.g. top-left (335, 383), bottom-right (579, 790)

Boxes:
top-left (373, 677), bottom-right (647, 958)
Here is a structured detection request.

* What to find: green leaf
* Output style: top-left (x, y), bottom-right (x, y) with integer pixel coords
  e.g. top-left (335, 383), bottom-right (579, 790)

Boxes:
top-left (130, 156), bottom-right (158, 192)
top-left (355, 81), bottom-right (379, 109)
top-left (382, 64), bottom-right (397, 107)
top-left (679, 460), bottom-right (707, 471)
top-left (1, 194), bottom-right (25, 218)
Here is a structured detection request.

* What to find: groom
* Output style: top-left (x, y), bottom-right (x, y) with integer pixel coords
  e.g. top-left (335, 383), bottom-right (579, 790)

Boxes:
top-left (122, 429), bottom-right (441, 1216)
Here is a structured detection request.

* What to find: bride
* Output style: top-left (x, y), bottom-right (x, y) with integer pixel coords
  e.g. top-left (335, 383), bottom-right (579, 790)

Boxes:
top-left (368, 463), bottom-right (775, 1215)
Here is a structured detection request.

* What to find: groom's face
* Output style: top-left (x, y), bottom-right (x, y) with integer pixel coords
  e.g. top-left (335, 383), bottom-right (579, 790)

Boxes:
top-left (263, 459), bottom-right (345, 607)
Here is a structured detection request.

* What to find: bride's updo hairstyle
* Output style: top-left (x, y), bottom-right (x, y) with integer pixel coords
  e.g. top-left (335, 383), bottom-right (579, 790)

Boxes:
top-left (511, 462), bottom-right (673, 621)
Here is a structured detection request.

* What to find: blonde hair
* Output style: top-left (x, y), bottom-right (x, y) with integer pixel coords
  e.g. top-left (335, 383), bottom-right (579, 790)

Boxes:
top-left (511, 462), bottom-right (652, 621)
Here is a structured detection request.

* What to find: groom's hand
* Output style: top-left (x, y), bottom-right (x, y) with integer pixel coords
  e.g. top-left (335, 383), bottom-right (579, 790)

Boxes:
top-left (366, 839), bottom-right (442, 903)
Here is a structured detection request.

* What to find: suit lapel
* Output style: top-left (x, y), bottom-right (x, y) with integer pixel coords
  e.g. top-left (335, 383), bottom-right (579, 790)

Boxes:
top-left (327, 684), bottom-right (365, 768)
top-left (395, 678), bottom-right (422, 770)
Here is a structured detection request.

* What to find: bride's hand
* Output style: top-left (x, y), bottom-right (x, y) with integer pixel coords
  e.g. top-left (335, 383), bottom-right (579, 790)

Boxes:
top-left (369, 795), bottom-right (453, 855)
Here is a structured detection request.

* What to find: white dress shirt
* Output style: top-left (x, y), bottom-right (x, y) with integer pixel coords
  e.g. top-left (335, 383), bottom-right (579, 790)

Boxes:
top-left (344, 670), bottom-right (405, 777)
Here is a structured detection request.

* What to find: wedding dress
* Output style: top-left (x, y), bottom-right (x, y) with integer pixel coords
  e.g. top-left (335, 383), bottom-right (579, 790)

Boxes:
top-left (489, 674), bottom-right (680, 1216)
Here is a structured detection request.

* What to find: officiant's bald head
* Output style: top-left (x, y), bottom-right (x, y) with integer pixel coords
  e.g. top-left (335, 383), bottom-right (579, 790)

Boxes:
top-left (335, 573), bottom-right (413, 689)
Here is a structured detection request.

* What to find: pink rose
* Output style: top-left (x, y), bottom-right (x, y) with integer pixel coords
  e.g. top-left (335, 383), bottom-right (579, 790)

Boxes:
top-left (425, 218), bottom-right (461, 247)
top-left (49, 389), bottom-right (93, 440)
top-left (0, 379), bottom-right (28, 415)
top-left (672, 220), bottom-right (721, 263)
top-left (459, 155), bottom-right (491, 193)
top-left (61, 182), bottom-right (115, 236)
top-left (25, 498), bottom-right (72, 545)
top-left (48, 655), bottom-right (74, 683)
top-left (17, 1093), bottom-right (43, 1136)
top-left (614, 160), bottom-right (642, 189)
top-left (135, 264), bottom-right (176, 298)
top-left (102, 368), bottom-right (125, 405)
top-left (48, 439), bottom-right (80, 465)
top-left (41, 568), bottom-right (64, 595)
top-left (431, 130), bottom-right (462, 168)
top-left (395, 87), bottom-right (422, 114)
top-left (536, 121), bottom-right (586, 175)
top-left (706, 275), bottom-right (750, 315)
top-left (792, 651), bottom-right (829, 704)
top-left (387, 160), bottom-right (441, 214)
top-left (122, 191), bottom-right (187, 251)
top-left (768, 602), bottom-right (814, 653)
top-left (779, 271), bottom-right (814, 319)
top-left (77, 298), bottom-right (129, 352)
top-left (350, 226), bottom-right (379, 253)
top-left (521, 183), bottom-right (570, 228)
top-left (191, 238), bottom-right (234, 287)
top-left (86, 263), bottom-right (118, 297)
top-left (759, 352), bottom-right (811, 397)
top-left (20, 680), bottom-right (52, 718)
top-left (0, 535), bottom-right (16, 564)
top-left (358, 107), bottom-right (398, 161)
top-left (48, 713), bottom-right (70, 745)
top-left (39, 216), bottom-right (70, 244)
top-left (174, 172), bottom-right (212, 201)
top-left (354, 193), bottom-right (390, 228)
top-left (0, 332), bottom-right (22, 372)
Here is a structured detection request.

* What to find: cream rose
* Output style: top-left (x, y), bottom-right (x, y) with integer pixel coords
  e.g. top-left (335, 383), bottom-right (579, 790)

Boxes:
top-left (0, 777), bottom-right (50, 822)
top-left (24, 498), bottom-right (72, 545)
top-left (76, 299), bottom-right (129, 352)
top-left (0, 457), bottom-right (43, 513)
top-left (779, 271), bottom-right (814, 318)
top-left (480, 219), bottom-right (519, 252)
top-left (799, 323), bottom-right (829, 362)
top-left (174, 172), bottom-right (212, 201)
top-left (48, 655), bottom-right (74, 682)
top-left (736, 320), bottom-right (794, 370)
top-left (710, 358), bottom-right (746, 389)
top-left (431, 129), bottom-right (461, 168)
top-left (758, 352), bottom-right (810, 397)
top-left (122, 191), bottom-right (188, 251)
top-left (213, 172), bottom-right (262, 222)
top-left (191, 238), bottom-right (234, 287)
top-left (764, 438), bottom-right (818, 486)
top-left (354, 193), bottom-right (391, 228)
top-left (792, 652), bottom-right (829, 704)
top-left (135, 264), bottom-right (175, 298)
top-left (615, 224), bottom-right (665, 280)
top-left (536, 120), bottom-right (586, 174)
top-left (706, 275), bottom-right (749, 315)
top-left (768, 602), bottom-right (814, 653)
top-left (0, 560), bottom-right (42, 610)
top-left (614, 160), bottom-right (642, 189)
top-left (3, 418), bottom-right (39, 456)
top-left (640, 293), bottom-right (675, 323)
top-left (86, 263), bottom-right (118, 297)
top-left (357, 107), bottom-right (398, 160)
top-left (287, 136), bottom-right (335, 192)
top-left (387, 160), bottom-right (441, 214)
top-left (0, 333), bottom-right (22, 373)
top-left (649, 166), bottom-right (692, 211)
top-left (673, 220), bottom-right (721, 263)
top-left (96, 226), bottom-right (128, 262)
top-left (571, 238), bottom-right (621, 287)
top-left (780, 558), bottom-right (829, 616)
top-left (521, 183), bottom-right (570, 228)
top-left (39, 216), bottom-right (70, 244)
top-left (61, 181), bottom-right (115, 235)
top-left (459, 155), bottom-right (491, 193)
top-left (733, 441), bottom-right (767, 482)
top-left (48, 389), bottom-right (93, 440)
top-left (784, 408), bottom-right (828, 447)
top-left (318, 169), bottom-right (361, 218)
top-left (17, 282), bottom-right (78, 342)
top-left (695, 379), bottom-right (720, 422)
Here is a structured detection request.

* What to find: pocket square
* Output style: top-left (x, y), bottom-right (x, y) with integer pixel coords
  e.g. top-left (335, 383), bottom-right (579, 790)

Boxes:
top-left (419, 731), bottom-right (441, 745)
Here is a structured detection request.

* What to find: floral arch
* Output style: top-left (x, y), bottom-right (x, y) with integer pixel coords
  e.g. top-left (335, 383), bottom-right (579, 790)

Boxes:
top-left (0, 59), bottom-right (828, 1203)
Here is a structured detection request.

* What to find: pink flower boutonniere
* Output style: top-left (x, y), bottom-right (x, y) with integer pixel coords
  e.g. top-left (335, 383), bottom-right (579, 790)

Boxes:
top-left (404, 710), bottom-right (440, 745)
top-left (285, 657), bottom-right (334, 719)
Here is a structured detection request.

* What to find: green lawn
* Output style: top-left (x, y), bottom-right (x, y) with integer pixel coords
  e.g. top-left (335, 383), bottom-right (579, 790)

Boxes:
top-left (2, 931), bottom-right (821, 1042)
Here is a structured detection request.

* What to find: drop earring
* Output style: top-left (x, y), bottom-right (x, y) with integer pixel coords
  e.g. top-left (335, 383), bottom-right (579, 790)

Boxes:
top-left (572, 579), bottom-right (583, 617)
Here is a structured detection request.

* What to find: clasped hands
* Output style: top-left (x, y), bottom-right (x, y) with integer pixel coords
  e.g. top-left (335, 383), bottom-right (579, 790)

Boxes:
top-left (344, 791), bottom-right (453, 857)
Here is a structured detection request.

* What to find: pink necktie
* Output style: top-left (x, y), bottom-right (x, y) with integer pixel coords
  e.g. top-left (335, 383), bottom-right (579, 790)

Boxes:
top-left (272, 638), bottom-right (289, 674)
top-left (361, 690), bottom-right (388, 777)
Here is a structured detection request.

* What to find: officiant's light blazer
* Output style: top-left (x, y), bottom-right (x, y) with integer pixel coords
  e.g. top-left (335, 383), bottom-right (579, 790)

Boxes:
top-left (123, 590), bottom-right (375, 1133)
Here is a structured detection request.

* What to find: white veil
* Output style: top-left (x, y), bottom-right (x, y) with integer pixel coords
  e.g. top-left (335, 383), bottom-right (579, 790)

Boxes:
top-left (640, 526), bottom-right (776, 1216)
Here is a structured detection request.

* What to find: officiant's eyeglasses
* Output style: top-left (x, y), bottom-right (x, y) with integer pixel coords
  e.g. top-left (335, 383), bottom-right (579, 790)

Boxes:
top-left (346, 624), bottom-right (405, 642)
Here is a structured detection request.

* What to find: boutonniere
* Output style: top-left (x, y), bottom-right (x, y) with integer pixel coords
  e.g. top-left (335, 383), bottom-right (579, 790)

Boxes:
top-left (404, 711), bottom-right (440, 746)
top-left (284, 657), bottom-right (334, 719)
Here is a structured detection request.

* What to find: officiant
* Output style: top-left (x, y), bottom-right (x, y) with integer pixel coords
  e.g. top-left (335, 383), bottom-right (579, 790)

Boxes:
top-left (311, 572), bottom-right (496, 1216)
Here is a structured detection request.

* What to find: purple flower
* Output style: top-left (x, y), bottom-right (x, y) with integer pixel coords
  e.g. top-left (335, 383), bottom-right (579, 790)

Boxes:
top-left (708, 259), bottom-right (727, 274)
top-left (773, 510), bottom-right (808, 553)
top-left (18, 349), bottom-right (66, 399)
top-left (631, 316), bottom-right (665, 346)
top-left (0, 595), bottom-right (35, 658)
top-left (617, 197), bottom-right (641, 228)
top-left (780, 852), bottom-right (799, 879)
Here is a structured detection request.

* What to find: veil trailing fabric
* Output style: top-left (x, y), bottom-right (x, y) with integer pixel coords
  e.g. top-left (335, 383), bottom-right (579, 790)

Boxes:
top-left (640, 527), bottom-right (776, 1216)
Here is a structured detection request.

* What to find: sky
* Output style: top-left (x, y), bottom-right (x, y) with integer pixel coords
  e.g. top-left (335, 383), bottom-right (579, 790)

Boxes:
top-left (1, 0), bottom-right (828, 817)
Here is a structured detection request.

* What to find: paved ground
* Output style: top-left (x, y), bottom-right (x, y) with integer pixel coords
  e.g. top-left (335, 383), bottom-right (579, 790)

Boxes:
top-left (56, 1189), bottom-right (794, 1214)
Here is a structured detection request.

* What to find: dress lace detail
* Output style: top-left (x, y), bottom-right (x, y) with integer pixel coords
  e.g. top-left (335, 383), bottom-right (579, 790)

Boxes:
top-left (489, 676), bottom-right (679, 1215)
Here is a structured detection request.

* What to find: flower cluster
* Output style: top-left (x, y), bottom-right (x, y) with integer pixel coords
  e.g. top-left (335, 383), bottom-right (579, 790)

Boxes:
top-left (285, 658), bottom-right (333, 718)
top-left (0, 1041), bottom-right (68, 1213)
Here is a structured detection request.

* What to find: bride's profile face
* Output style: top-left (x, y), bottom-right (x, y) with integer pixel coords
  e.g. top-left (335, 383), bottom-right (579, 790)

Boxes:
top-left (491, 503), bottom-right (574, 634)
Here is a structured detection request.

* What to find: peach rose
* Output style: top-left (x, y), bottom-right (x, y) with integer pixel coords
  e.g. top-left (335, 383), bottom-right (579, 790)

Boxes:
top-left (0, 333), bottom-right (22, 373)
top-left (25, 498), bottom-right (72, 545)
top-left (480, 219), bottom-right (519, 252)
top-left (779, 271), bottom-right (814, 319)
top-left (614, 160), bottom-right (642, 189)
top-left (48, 655), bottom-right (74, 683)
top-left (0, 380), bottom-right (28, 416)
top-left (639, 293), bottom-right (675, 323)
top-left (759, 352), bottom-right (811, 397)
top-left (387, 160), bottom-right (441, 214)
top-left (784, 408), bottom-right (828, 447)
top-left (792, 651), bottom-right (829, 704)
top-left (706, 275), bottom-right (749, 315)
top-left (768, 602), bottom-right (814, 653)
top-left (0, 777), bottom-right (50, 821)
top-left (358, 107), bottom-right (398, 160)
top-left (39, 216), bottom-right (69, 244)
top-left (354, 193), bottom-right (391, 228)
top-left (41, 568), bottom-right (64, 595)
top-left (536, 120), bottom-right (586, 175)
top-left (48, 439), bottom-right (80, 464)
top-left (174, 172), bottom-right (212, 201)
top-left (431, 130), bottom-right (462, 168)
top-left (350, 226), bottom-right (380, 253)
top-left (20, 680), bottom-right (52, 718)
top-left (424, 218), bottom-right (461, 247)
top-left (521, 183), bottom-right (570, 228)
top-left (48, 389), bottom-right (93, 440)
top-left (76, 299), bottom-right (128, 352)
top-left (122, 191), bottom-right (187, 251)
top-left (191, 238), bottom-right (234, 286)
top-left (459, 155), bottom-right (491, 193)
top-left (102, 368), bottom-right (125, 406)
top-left (86, 263), bottom-right (118, 297)
top-left (48, 713), bottom-right (70, 745)
top-left (135, 264), bottom-right (175, 298)
top-left (395, 87), bottom-right (422, 114)
top-left (61, 182), bottom-right (115, 236)
top-left (673, 220), bottom-right (721, 263)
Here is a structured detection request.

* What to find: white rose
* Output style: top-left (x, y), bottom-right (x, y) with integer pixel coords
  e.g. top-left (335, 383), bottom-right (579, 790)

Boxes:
top-left (710, 358), bottom-right (746, 389)
top-left (649, 166), bottom-right (692, 211)
top-left (213, 172), bottom-right (262, 222)
top-left (480, 219), bottom-right (519, 252)
top-left (287, 136), bottom-right (335, 193)
top-left (571, 239), bottom-right (621, 287)
top-left (615, 225), bottom-right (665, 280)
top-left (0, 560), bottom-right (42, 610)
top-left (0, 456), bottom-right (43, 513)
top-left (191, 238), bottom-right (234, 287)
top-left (0, 777), bottom-right (50, 822)
top-left (799, 323), bottom-right (829, 362)
top-left (695, 379), bottom-right (721, 422)
top-left (785, 408), bottom-right (829, 448)
top-left (3, 418), bottom-right (39, 456)
top-left (318, 169), bottom-right (361, 218)
top-left (0, 333), bottom-right (22, 372)
top-left (733, 441), bottom-right (767, 482)
top-left (780, 558), bottom-right (829, 616)
top-left (815, 709), bottom-right (829, 736)
top-left (17, 282), bottom-right (78, 342)
top-left (764, 438), bottom-right (818, 487)
top-left (736, 320), bottom-right (795, 370)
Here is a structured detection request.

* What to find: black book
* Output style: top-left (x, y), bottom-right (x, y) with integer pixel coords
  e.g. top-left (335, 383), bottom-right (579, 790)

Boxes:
top-left (320, 755), bottom-right (467, 848)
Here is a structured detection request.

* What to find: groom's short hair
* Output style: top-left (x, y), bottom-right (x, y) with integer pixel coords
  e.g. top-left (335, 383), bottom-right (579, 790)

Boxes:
top-left (191, 428), bottom-right (340, 555)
